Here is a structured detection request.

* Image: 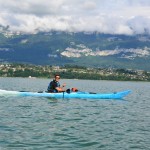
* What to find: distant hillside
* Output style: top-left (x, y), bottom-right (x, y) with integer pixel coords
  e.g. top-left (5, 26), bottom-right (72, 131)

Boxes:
top-left (0, 27), bottom-right (150, 70)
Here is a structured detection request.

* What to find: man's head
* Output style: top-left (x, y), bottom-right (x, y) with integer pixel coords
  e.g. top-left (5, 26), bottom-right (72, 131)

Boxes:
top-left (55, 74), bottom-right (60, 81)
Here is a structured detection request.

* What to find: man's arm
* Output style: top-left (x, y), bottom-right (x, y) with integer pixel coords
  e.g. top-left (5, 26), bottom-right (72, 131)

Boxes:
top-left (55, 83), bottom-right (66, 92)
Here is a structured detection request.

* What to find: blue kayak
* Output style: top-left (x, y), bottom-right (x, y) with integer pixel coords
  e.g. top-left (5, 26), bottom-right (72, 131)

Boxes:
top-left (0, 89), bottom-right (131, 99)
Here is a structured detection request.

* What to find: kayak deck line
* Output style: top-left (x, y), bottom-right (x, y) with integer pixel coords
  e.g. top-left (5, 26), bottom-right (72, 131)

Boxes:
top-left (0, 89), bottom-right (131, 99)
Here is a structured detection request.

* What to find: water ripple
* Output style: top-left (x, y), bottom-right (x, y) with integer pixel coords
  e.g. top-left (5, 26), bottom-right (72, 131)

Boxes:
top-left (0, 78), bottom-right (150, 149)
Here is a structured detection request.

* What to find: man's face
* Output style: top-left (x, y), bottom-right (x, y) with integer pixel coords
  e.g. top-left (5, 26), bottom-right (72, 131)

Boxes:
top-left (55, 76), bottom-right (60, 81)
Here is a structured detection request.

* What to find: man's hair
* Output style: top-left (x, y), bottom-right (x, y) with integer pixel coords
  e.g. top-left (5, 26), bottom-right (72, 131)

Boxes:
top-left (55, 74), bottom-right (60, 78)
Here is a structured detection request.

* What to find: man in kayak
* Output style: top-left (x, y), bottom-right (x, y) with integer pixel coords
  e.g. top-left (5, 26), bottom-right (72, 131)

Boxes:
top-left (47, 74), bottom-right (66, 93)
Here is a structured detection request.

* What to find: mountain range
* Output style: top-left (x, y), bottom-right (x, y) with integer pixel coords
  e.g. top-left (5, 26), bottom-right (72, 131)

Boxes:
top-left (0, 25), bottom-right (150, 70)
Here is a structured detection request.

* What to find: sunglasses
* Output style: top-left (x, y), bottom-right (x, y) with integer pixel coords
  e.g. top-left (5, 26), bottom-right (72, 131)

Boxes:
top-left (55, 76), bottom-right (60, 79)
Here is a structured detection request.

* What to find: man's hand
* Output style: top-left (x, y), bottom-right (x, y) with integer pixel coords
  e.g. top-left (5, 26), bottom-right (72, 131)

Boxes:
top-left (62, 83), bottom-right (66, 87)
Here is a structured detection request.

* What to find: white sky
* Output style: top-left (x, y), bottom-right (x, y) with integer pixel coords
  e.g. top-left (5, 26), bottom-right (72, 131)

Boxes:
top-left (0, 0), bottom-right (150, 35)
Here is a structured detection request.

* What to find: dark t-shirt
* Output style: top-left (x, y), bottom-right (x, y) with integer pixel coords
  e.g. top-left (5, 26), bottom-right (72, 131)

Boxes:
top-left (47, 80), bottom-right (60, 92)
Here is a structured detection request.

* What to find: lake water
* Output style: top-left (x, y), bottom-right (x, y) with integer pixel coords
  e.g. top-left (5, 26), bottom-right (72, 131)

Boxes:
top-left (0, 77), bottom-right (150, 150)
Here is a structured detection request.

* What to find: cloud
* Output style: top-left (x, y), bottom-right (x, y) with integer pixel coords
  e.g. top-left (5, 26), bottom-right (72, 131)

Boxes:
top-left (0, 0), bottom-right (150, 35)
